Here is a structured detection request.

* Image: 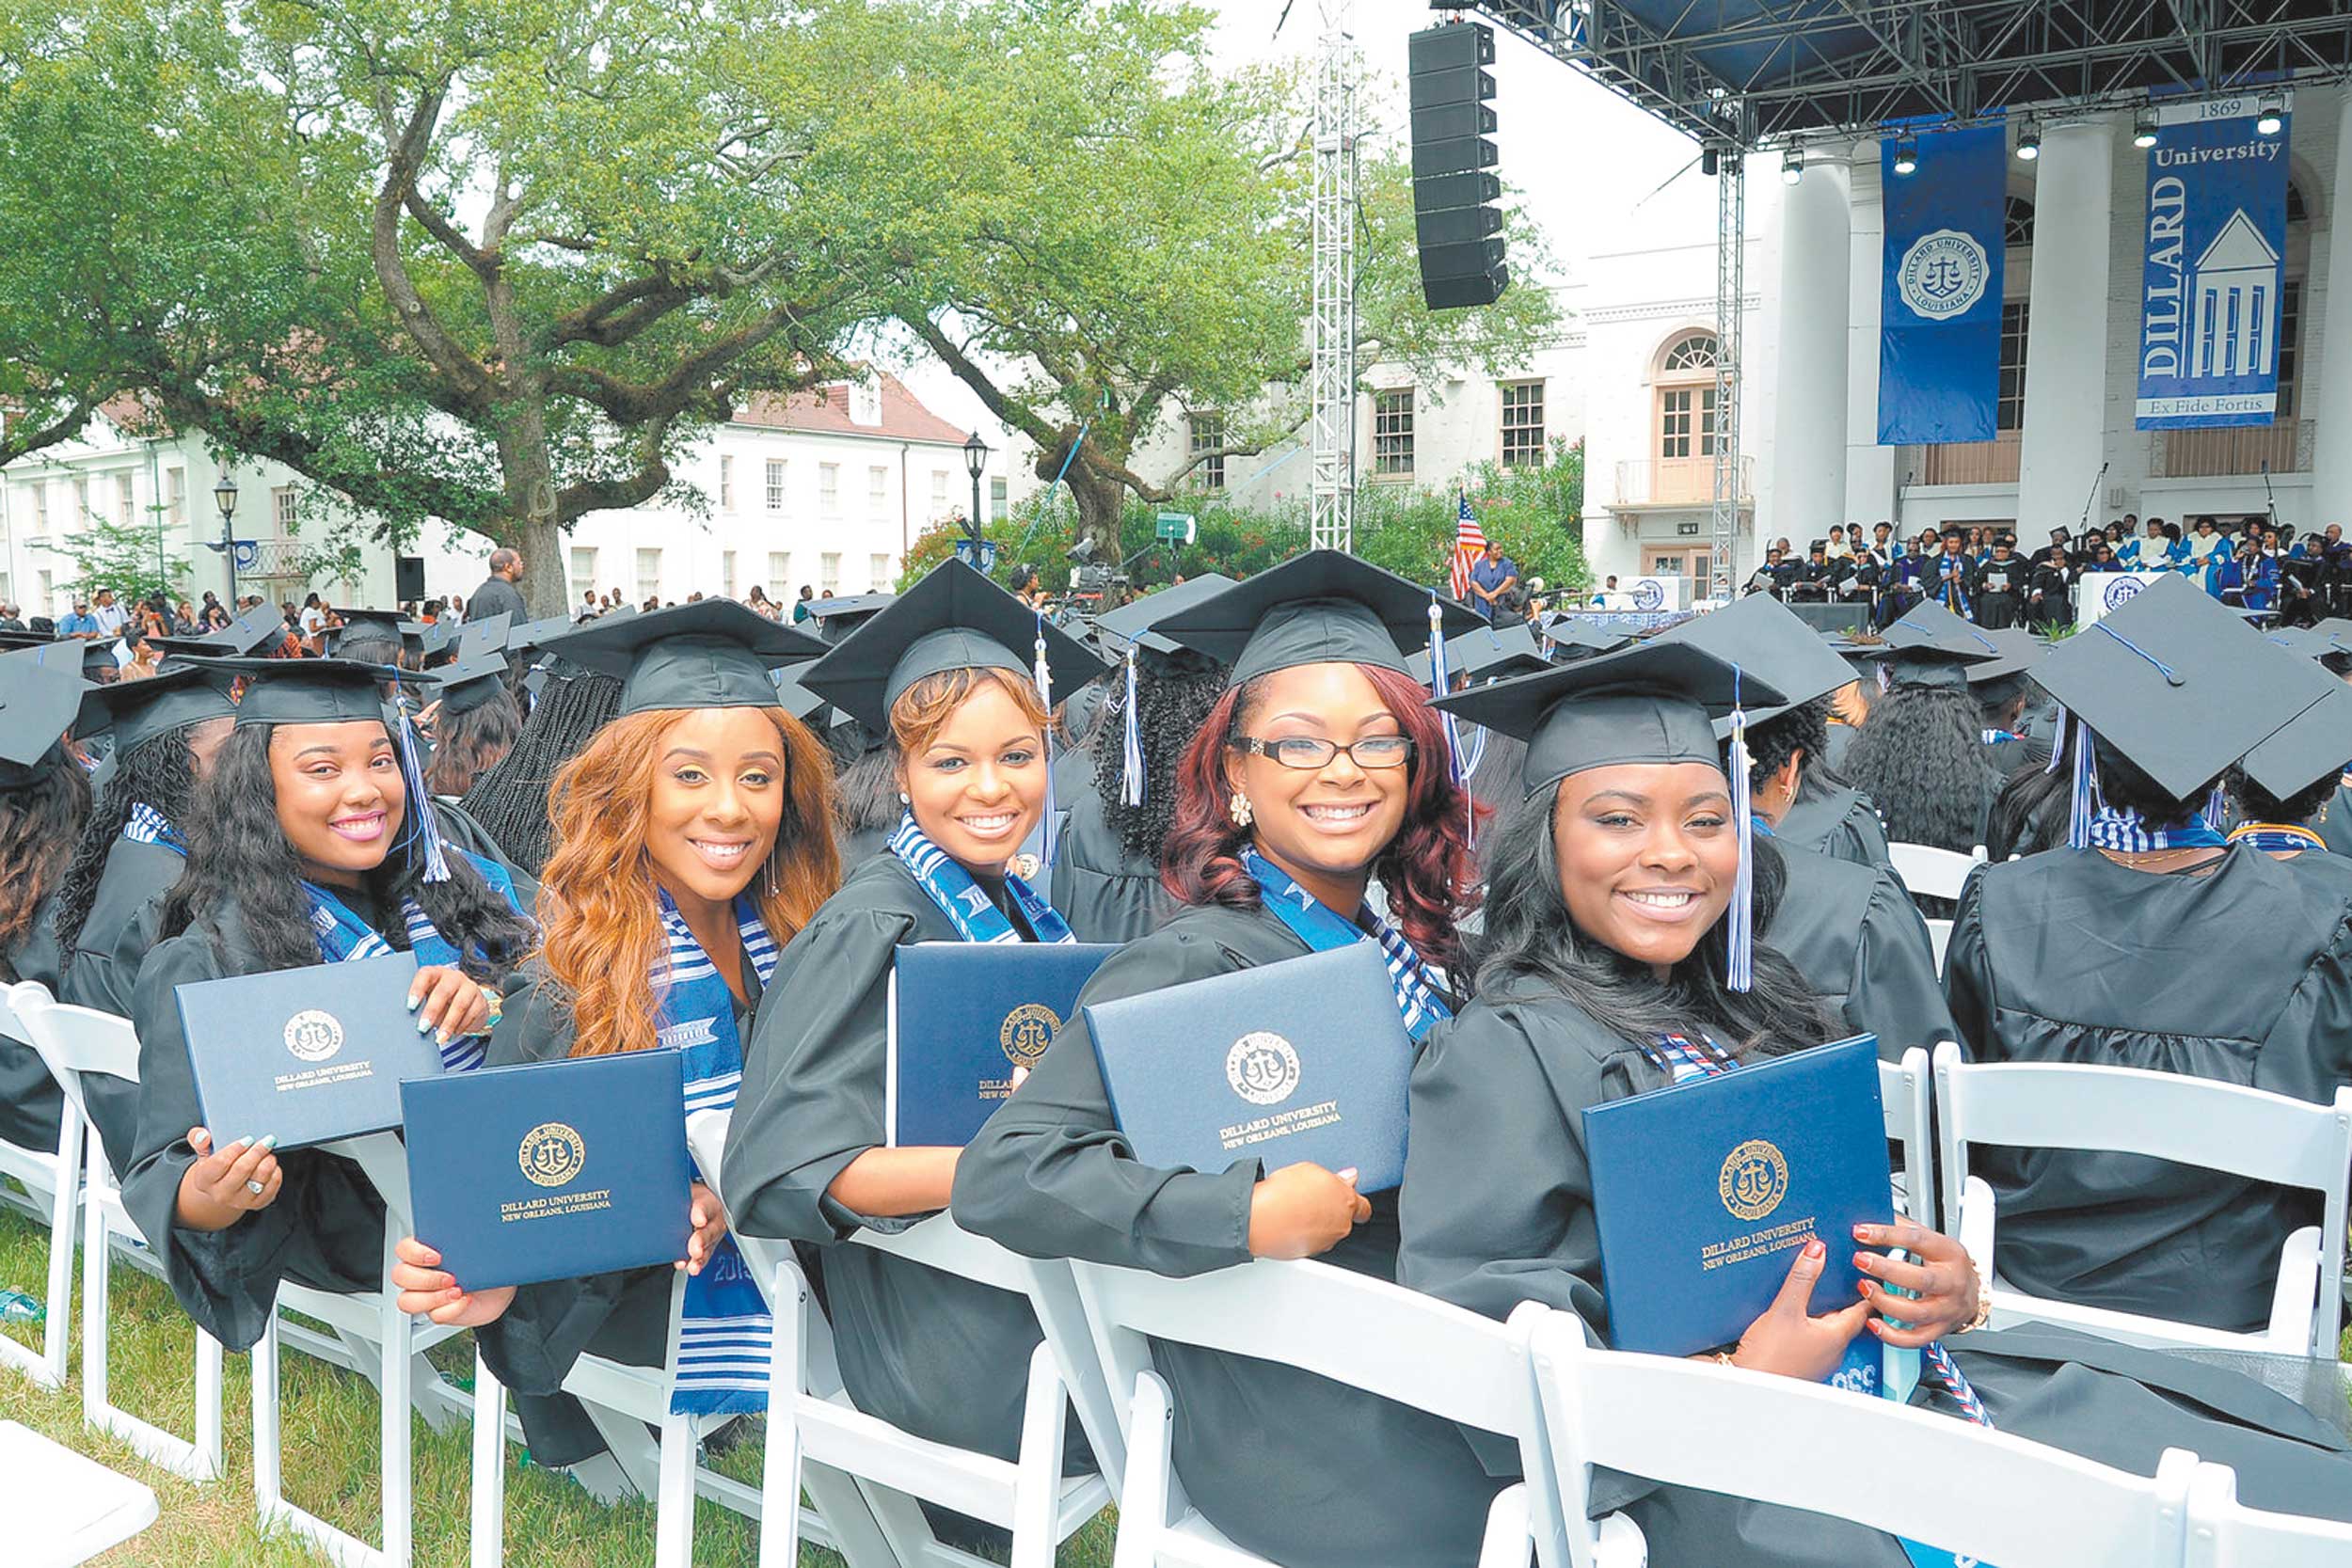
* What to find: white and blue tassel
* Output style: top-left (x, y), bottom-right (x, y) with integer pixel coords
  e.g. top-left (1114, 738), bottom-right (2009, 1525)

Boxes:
top-left (391, 681), bottom-right (451, 883)
top-left (1727, 665), bottom-right (1755, 993)
top-left (1119, 645), bottom-right (1145, 808)
top-left (1033, 613), bottom-right (1059, 871)
top-left (1428, 596), bottom-right (1471, 845)
top-left (2066, 712), bottom-right (2097, 851)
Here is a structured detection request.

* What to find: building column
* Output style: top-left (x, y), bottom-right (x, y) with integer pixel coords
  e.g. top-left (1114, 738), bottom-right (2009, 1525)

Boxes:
top-left (1767, 154), bottom-right (1852, 551)
top-left (2309, 94), bottom-right (2352, 529)
top-left (2016, 119), bottom-right (2113, 534)
top-left (1846, 148), bottom-right (1900, 528)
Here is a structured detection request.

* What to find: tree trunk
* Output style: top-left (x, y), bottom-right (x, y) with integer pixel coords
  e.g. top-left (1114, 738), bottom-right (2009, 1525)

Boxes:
top-left (1067, 462), bottom-right (1128, 560)
top-left (511, 510), bottom-right (569, 618)
top-left (490, 386), bottom-right (574, 619)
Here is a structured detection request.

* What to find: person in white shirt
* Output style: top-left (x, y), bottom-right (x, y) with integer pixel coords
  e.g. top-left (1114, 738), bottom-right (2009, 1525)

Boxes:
top-left (89, 589), bottom-right (127, 637)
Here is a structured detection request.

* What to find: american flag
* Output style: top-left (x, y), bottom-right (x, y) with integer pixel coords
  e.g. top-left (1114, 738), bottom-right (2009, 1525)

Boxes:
top-left (1449, 492), bottom-right (1487, 601)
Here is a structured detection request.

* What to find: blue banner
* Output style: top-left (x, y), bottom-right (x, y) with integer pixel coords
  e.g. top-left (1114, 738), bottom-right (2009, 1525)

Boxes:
top-left (2137, 100), bottom-right (2291, 429)
top-left (1878, 125), bottom-right (2006, 446)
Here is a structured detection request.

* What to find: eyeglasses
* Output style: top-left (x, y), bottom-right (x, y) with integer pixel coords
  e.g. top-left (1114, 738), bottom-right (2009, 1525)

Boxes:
top-left (1231, 735), bottom-right (1416, 770)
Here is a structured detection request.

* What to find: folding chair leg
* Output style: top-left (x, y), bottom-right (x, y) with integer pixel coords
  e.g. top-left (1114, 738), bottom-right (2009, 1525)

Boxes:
top-left (758, 1270), bottom-right (809, 1568)
top-left (653, 1409), bottom-right (696, 1568)
top-left (0, 1111), bottom-right (75, 1390)
top-left (800, 1461), bottom-right (911, 1568)
top-left (1476, 1482), bottom-right (1534, 1568)
top-left (1109, 1372), bottom-right (1175, 1568)
top-left (378, 1267), bottom-right (413, 1568)
top-left (80, 1151), bottom-right (222, 1481)
top-left (253, 1311), bottom-right (284, 1518)
top-left (1009, 1341), bottom-right (1067, 1568)
top-left (470, 1353), bottom-right (506, 1568)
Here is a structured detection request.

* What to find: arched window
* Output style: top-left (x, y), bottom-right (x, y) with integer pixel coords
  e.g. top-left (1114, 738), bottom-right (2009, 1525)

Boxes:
top-left (1655, 330), bottom-right (1722, 465)
top-left (2003, 196), bottom-right (2035, 249)
top-left (2288, 181), bottom-right (2309, 227)
top-left (1661, 332), bottom-right (1719, 373)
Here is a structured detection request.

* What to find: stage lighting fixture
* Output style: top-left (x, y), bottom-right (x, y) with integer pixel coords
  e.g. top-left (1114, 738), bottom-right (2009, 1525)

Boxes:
top-left (1781, 148), bottom-right (1803, 185)
top-left (2257, 94), bottom-right (2284, 136)
top-left (2133, 108), bottom-right (2158, 149)
top-left (2015, 122), bottom-right (2041, 162)
top-left (1892, 136), bottom-right (1917, 176)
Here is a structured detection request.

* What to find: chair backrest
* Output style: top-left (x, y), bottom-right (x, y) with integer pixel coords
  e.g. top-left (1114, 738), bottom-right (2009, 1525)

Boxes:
top-left (0, 979), bottom-right (28, 1042)
top-left (1933, 1041), bottom-right (2352, 1351)
top-left (1877, 1047), bottom-right (1932, 1222)
top-left (1529, 1314), bottom-right (2200, 1568)
top-left (11, 985), bottom-right (140, 1125)
top-left (686, 1110), bottom-right (849, 1398)
top-left (1923, 915), bottom-right (1954, 973)
top-left (1886, 841), bottom-right (1987, 901)
top-left (2185, 1461), bottom-right (2352, 1567)
top-left (1071, 1255), bottom-right (1565, 1560)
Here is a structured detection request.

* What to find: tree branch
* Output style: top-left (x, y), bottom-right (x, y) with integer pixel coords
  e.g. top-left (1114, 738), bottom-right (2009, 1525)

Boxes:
top-left (905, 315), bottom-right (1061, 452)
top-left (370, 84), bottom-right (494, 411)
top-left (0, 395), bottom-right (102, 468)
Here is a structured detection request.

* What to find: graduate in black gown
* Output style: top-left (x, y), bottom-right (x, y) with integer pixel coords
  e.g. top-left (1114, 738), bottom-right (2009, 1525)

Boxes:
top-left (392, 602), bottom-right (842, 1474)
top-left (954, 554), bottom-right (1505, 1568)
top-left (0, 648), bottom-right (93, 1156)
top-left (1947, 577), bottom-right (2352, 1334)
top-left (50, 666), bottom-right (240, 1172)
top-left (117, 658), bottom-right (533, 1357)
top-left (1404, 639), bottom-right (2352, 1567)
top-left (2228, 682), bottom-right (2352, 885)
top-left (1843, 605), bottom-right (2005, 877)
top-left (1050, 576), bottom-right (1233, 944)
top-left (719, 561), bottom-right (1107, 1502)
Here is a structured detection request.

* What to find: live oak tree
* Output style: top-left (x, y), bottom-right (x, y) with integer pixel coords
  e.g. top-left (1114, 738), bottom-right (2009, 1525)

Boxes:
top-left (898, 0), bottom-right (1562, 552)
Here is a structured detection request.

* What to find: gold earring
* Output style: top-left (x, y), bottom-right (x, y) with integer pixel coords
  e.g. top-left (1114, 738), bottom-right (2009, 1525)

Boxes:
top-left (1229, 791), bottom-right (1253, 829)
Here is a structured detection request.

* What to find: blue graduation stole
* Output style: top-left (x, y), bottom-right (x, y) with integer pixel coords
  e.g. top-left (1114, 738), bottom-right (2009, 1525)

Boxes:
top-left (656, 892), bottom-right (781, 1418)
top-left (122, 802), bottom-right (186, 857)
top-left (887, 813), bottom-right (1075, 946)
top-left (1239, 848), bottom-right (1452, 1045)
top-left (299, 849), bottom-right (524, 1072)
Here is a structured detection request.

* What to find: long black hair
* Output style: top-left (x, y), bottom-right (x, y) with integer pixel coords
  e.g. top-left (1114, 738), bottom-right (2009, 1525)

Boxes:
top-left (1469, 782), bottom-right (1834, 1065)
top-left (456, 667), bottom-right (623, 878)
top-left (54, 730), bottom-right (202, 971)
top-left (0, 763), bottom-right (90, 960)
top-left (162, 722), bottom-right (534, 978)
top-left (1092, 651), bottom-right (1230, 863)
top-left (1841, 684), bottom-right (1994, 852)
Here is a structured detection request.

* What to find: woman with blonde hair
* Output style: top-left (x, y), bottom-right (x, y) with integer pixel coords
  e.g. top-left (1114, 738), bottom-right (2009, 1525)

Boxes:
top-left (392, 602), bottom-right (839, 1479)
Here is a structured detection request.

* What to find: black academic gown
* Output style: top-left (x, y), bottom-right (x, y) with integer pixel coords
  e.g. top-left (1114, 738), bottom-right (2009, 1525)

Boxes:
top-left (1764, 839), bottom-right (1956, 1060)
top-left (952, 900), bottom-right (1500, 1568)
top-left (1398, 990), bottom-right (2352, 1568)
top-left (1049, 786), bottom-right (1177, 945)
top-left (430, 799), bottom-right (541, 903)
top-left (57, 836), bottom-right (187, 1175)
top-left (1772, 776), bottom-right (1892, 869)
top-left (469, 959), bottom-right (748, 1468)
top-left (0, 900), bottom-right (67, 1153)
top-left (2314, 782), bottom-right (2352, 858)
top-left (119, 900), bottom-right (389, 1354)
top-left (721, 853), bottom-right (1091, 1475)
top-left (1946, 847), bottom-right (2352, 1331)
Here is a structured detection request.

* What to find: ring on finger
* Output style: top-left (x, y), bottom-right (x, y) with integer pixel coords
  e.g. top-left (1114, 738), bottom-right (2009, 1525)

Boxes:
top-left (246, 1178), bottom-right (267, 1196)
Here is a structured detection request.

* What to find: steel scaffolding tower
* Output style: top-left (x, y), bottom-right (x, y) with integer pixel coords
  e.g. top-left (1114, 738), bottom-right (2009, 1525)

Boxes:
top-left (1709, 147), bottom-right (1743, 602)
top-left (1309, 0), bottom-right (1359, 553)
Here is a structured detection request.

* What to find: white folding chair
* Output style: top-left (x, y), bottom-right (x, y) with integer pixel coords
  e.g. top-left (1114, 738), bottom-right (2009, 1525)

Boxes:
top-left (2185, 1460), bottom-right (2352, 1566)
top-left (1070, 1254), bottom-right (1576, 1568)
top-left (1933, 1040), bottom-right (2352, 1359)
top-left (689, 1112), bottom-right (1118, 1568)
top-left (1923, 915), bottom-right (1954, 972)
top-left (1528, 1312), bottom-right (2203, 1568)
top-left (11, 984), bottom-right (225, 1481)
top-left (1878, 1045), bottom-right (1932, 1224)
top-left (1886, 841), bottom-right (1987, 902)
top-left (1, 1418), bottom-right (161, 1565)
top-left (0, 981), bottom-right (78, 1391)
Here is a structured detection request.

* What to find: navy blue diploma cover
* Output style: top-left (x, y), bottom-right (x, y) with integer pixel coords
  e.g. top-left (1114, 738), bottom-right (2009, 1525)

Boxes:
top-left (176, 953), bottom-right (444, 1150)
top-left (1083, 942), bottom-right (1414, 1192)
top-left (1581, 1036), bottom-right (1889, 1356)
top-left (886, 942), bottom-right (1119, 1148)
top-left (400, 1050), bottom-right (693, 1292)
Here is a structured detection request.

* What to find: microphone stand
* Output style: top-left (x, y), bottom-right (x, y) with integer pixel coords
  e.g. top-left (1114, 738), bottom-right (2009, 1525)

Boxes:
top-left (2077, 461), bottom-right (2109, 537)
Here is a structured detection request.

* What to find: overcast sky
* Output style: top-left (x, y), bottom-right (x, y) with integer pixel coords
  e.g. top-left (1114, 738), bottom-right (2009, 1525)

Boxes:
top-left (895, 0), bottom-right (1710, 446)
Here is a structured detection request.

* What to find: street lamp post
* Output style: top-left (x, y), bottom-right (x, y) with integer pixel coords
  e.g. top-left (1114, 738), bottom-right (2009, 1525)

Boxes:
top-left (962, 431), bottom-right (990, 546)
top-left (213, 474), bottom-right (240, 607)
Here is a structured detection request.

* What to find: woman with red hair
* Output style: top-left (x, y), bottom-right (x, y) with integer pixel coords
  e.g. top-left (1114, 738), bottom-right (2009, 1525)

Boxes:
top-left (953, 554), bottom-right (1504, 1568)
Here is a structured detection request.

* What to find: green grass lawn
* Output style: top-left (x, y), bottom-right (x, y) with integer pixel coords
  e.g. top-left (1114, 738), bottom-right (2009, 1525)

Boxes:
top-left (0, 1198), bottom-right (1118, 1566)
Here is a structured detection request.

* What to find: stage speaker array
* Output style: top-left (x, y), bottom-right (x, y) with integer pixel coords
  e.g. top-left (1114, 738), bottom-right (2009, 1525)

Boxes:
top-left (395, 555), bottom-right (426, 601)
top-left (1408, 21), bottom-right (1508, 310)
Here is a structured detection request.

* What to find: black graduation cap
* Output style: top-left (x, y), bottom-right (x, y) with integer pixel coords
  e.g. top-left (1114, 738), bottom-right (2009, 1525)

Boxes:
top-left (1963, 627), bottom-right (2046, 707)
top-left (1428, 639), bottom-right (1785, 799)
top-left (538, 599), bottom-right (825, 717)
top-left (0, 645), bottom-right (90, 783)
top-left (799, 559), bottom-right (1106, 731)
top-left (0, 627), bottom-right (54, 651)
top-left (1409, 621), bottom-right (1549, 688)
top-left (415, 620), bottom-right (458, 666)
top-left (2033, 574), bottom-right (2340, 800)
top-left (455, 613), bottom-right (513, 662)
top-left (151, 602), bottom-right (286, 659)
top-left (1152, 550), bottom-right (1483, 689)
top-left (1094, 576), bottom-right (1238, 658)
top-left (1652, 594), bottom-right (1852, 724)
top-left (183, 656), bottom-right (403, 728)
top-left (769, 670), bottom-right (833, 726)
top-left (1538, 617), bottom-right (1637, 663)
top-left (326, 607), bottom-right (410, 658)
top-left (72, 665), bottom-right (239, 756)
top-left (2238, 682), bottom-right (2352, 803)
top-left (504, 615), bottom-right (575, 661)
top-left (73, 638), bottom-right (124, 680)
top-left (424, 651), bottom-right (512, 717)
top-left (1880, 602), bottom-right (2002, 689)
top-left (804, 593), bottom-right (897, 646)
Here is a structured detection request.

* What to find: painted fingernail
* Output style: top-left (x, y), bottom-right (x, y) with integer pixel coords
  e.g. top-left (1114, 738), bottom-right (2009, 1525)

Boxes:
top-left (255, 1134), bottom-right (278, 1152)
top-left (1804, 1238), bottom-right (1824, 1259)
top-left (406, 992), bottom-right (421, 1011)
top-left (1851, 1223), bottom-right (1871, 1239)
top-left (436, 1029), bottom-right (451, 1046)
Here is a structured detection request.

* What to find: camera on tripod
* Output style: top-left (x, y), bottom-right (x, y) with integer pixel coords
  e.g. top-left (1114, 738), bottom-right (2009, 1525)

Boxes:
top-left (1067, 537), bottom-right (1130, 596)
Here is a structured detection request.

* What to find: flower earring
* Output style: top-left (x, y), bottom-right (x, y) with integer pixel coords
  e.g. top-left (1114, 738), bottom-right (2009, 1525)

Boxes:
top-left (1228, 790), bottom-right (1253, 829)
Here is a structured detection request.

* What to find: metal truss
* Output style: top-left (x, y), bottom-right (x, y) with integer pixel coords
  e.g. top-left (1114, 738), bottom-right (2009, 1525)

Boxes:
top-left (1470, 0), bottom-right (2352, 148)
top-left (1310, 0), bottom-right (1359, 554)
top-left (1710, 150), bottom-right (1743, 602)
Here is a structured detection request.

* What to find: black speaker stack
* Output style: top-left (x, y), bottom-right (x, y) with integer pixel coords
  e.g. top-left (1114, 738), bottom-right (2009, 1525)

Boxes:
top-left (395, 554), bottom-right (426, 601)
top-left (1408, 21), bottom-right (1507, 310)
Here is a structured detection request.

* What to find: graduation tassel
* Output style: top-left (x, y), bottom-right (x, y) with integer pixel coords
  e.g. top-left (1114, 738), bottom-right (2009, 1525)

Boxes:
top-left (1726, 665), bottom-right (1756, 993)
top-left (2066, 712), bottom-right (2096, 851)
top-left (1119, 645), bottom-right (1145, 808)
top-left (1428, 595), bottom-right (1471, 847)
top-left (2204, 782), bottom-right (2229, 830)
top-left (1033, 612), bottom-right (1058, 872)
top-left (391, 682), bottom-right (452, 884)
top-left (2043, 704), bottom-right (2069, 775)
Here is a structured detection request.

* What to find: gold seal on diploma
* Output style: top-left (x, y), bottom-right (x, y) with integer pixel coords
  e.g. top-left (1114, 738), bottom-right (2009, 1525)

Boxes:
top-left (1718, 1138), bottom-right (1789, 1222)
top-left (999, 1003), bottom-right (1060, 1069)
top-left (518, 1122), bottom-right (588, 1189)
top-left (282, 1009), bottom-right (344, 1064)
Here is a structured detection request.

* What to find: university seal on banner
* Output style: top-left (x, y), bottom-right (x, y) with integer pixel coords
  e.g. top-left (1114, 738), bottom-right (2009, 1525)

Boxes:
top-left (518, 1122), bottom-right (588, 1189)
top-left (1898, 229), bottom-right (1990, 320)
top-left (1631, 579), bottom-right (1665, 611)
top-left (999, 1002), bottom-right (1060, 1069)
top-left (2105, 577), bottom-right (2146, 611)
top-left (1718, 1138), bottom-right (1789, 1222)
top-left (282, 1009), bottom-right (343, 1064)
top-left (1225, 1032), bottom-right (1301, 1107)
